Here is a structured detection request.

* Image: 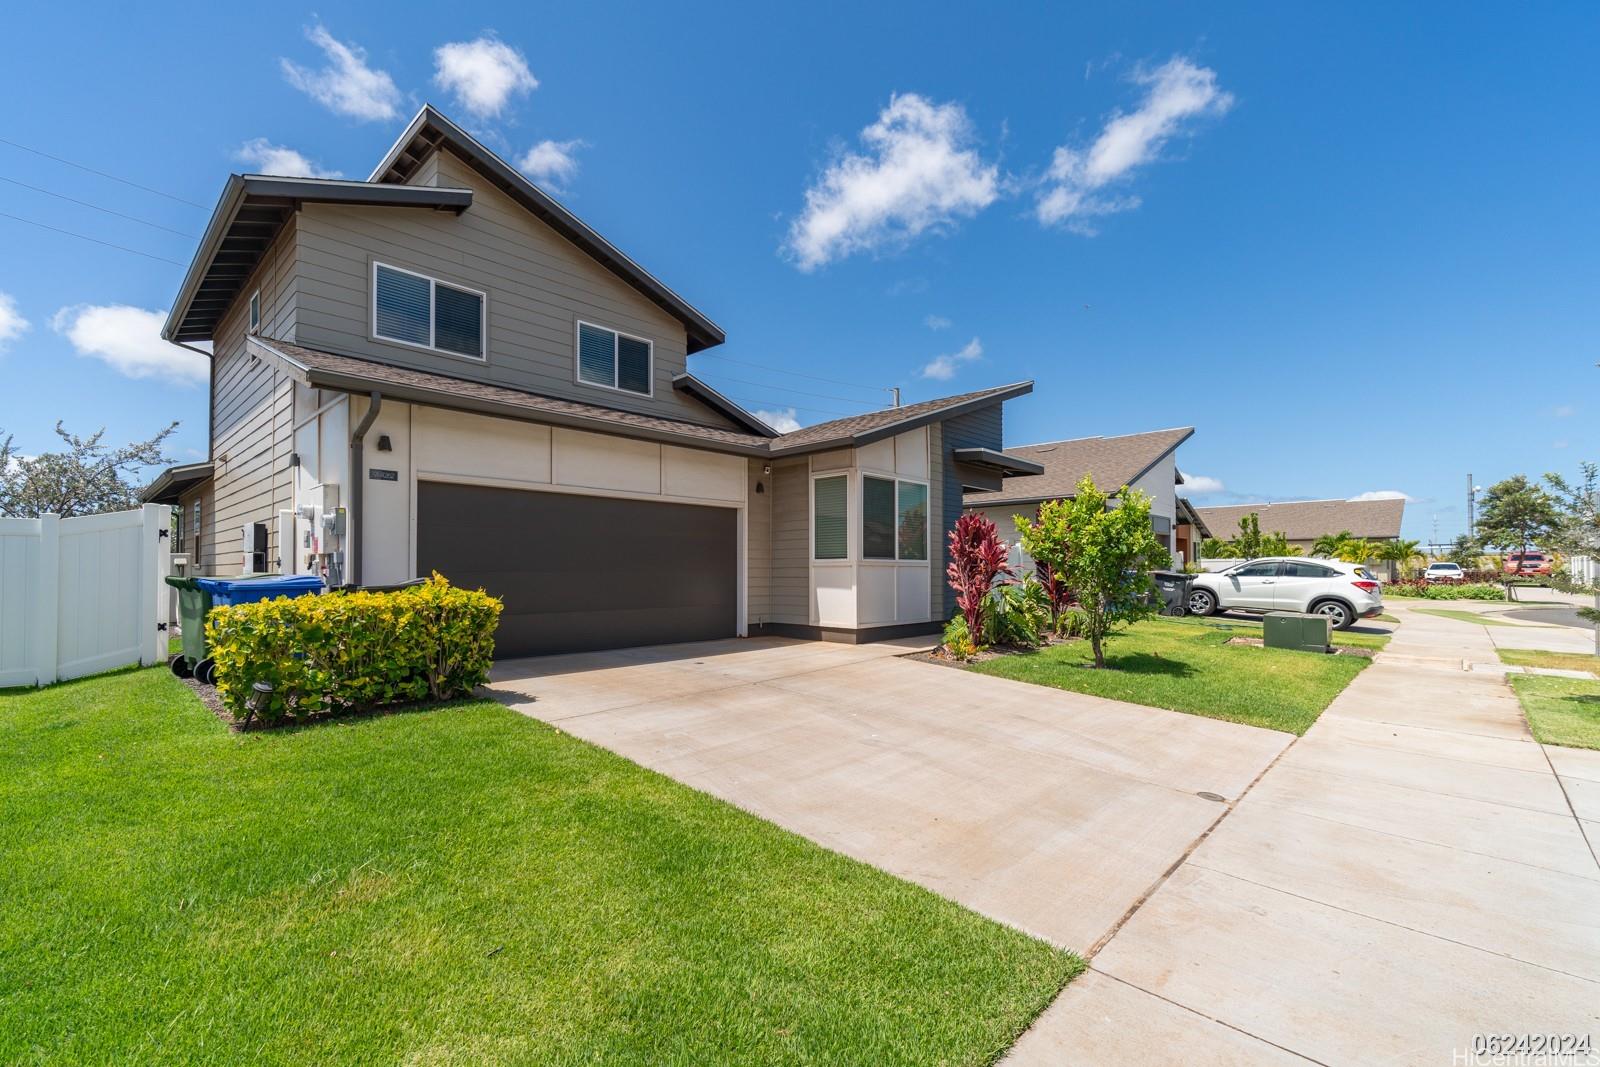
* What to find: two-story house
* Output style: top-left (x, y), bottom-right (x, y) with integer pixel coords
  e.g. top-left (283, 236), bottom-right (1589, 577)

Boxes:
top-left (142, 106), bottom-right (1038, 657)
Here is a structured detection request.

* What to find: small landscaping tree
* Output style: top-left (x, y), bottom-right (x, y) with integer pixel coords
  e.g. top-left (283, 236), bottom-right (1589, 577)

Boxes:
top-left (1205, 512), bottom-right (1296, 560)
top-left (1014, 499), bottom-right (1074, 626)
top-left (1447, 534), bottom-right (1482, 567)
top-left (1056, 477), bottom-right (1170, 669)
top-left (946, 512), bottom-right (1012, 644)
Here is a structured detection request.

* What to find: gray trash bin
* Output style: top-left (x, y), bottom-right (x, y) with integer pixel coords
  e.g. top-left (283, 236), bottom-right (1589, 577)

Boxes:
top-left (1151, 570), bottom-right (1195, 616)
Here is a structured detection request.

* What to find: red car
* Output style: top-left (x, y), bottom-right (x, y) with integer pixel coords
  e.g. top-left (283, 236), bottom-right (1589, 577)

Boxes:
top-left (1504, 551), bottom-right (1553, 577)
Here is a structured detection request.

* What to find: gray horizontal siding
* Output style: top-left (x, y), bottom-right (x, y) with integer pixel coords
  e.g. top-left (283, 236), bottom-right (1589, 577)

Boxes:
top-left (768, 458), bottom-right (810, 624)
top-left (289, 147), bottom-right (736, 431)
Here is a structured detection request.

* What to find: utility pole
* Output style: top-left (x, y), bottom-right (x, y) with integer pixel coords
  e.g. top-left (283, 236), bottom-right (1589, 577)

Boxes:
top-left (1467, 473), bottom-right (1475, 539)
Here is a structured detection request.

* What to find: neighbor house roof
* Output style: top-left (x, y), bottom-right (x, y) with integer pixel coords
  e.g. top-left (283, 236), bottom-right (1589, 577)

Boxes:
top-left (139, 461), bottom-right (214, 505)
top-left (163, 176), bottom-right (473, 343)
top-left (370, 105), bottom-right (725, 353)
top-left (1176, 497), bottom-right (1213, 538)
top-left (962, 426), bottom-right (1194, 508)
top-left (767, 382), bottom-right (1035, 456)
top-left (246, 337), bottom-right (1030, 461)
top-left (1195, 498), bottom-right (1406, 542)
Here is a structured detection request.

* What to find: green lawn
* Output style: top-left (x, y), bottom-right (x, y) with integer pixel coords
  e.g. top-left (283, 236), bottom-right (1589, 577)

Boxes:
top-left (1510, 674), bottom-right (1600, 750)
top-left (1412, 607), bottom-right (1522, 626)
top-left (1498, 648), bottom-right (1600, 676)
top-left (0, 668), bottom-right (1078, 1065)
top-left (969, 616), bottom-right (1378, 735)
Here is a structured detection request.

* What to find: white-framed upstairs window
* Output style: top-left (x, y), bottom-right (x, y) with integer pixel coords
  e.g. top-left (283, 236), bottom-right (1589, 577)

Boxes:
top-left (576, 321), bottom-right (653, 396)
top-left (248, 290), bottom-right (261, 333)
top-left (862, 474), bottom-right (929, 561)
top-left (812, 473), bottom-right (848, 561)
top-left (372, 261), bottom-right (485, 360)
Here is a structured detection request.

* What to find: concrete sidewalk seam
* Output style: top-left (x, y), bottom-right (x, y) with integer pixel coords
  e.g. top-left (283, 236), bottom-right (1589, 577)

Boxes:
top-left (1093, 968), bottom-right (1330, 1066)
top-left (1183, 861), bottom-right (1600, 986)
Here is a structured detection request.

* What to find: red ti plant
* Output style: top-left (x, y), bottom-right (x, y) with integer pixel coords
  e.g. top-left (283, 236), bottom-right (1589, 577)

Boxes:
top-left (1034, 556), bottom-right (1072, 618)
top-left (947, 512), bottom-right (1013, 637)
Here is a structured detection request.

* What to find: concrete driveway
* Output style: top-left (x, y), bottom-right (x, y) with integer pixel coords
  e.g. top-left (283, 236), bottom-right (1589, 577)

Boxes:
top-left (486, 636), bottom-right (1290, 952)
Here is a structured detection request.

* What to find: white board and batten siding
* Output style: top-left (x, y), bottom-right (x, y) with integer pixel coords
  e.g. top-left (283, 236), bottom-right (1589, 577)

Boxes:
top-left (0, 505), bottom-right (171, 687)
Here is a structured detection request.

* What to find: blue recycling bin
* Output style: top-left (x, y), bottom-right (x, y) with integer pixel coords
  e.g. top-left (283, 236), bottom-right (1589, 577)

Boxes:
top-left (194, 574), bottom-right (325, 607)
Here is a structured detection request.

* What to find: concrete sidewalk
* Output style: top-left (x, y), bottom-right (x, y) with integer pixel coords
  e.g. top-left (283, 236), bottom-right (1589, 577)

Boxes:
top-left (1009, 601), bottom-right (1600, 1064)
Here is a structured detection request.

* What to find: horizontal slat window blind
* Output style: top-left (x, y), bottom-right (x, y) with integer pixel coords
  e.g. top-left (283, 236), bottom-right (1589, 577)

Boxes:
top-left (434, 284), bottom-right (483, 358)
top-left (578, 324), bottom-right (617, 386)
top-left (813, 476), bottom-right (848, 560)
top-left (374, 265), bottom-right (430, 346)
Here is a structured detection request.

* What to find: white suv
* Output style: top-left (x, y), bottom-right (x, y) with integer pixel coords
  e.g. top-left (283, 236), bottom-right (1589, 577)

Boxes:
top-left (1186, 558), bottom-right (1383, 630)
top-left (1424, 562), bottom-right (1465, 583)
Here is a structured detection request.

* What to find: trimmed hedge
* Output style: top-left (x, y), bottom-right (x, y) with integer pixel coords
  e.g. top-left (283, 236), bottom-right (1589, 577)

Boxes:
top-left (1382, 579), bottom-right (1506, 601)
top-left (206, 574), bottom-right (503, 724)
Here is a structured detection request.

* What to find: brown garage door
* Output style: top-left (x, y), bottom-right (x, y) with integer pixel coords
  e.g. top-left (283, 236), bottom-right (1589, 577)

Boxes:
top-left (417, 481), bottom-right (738, 658)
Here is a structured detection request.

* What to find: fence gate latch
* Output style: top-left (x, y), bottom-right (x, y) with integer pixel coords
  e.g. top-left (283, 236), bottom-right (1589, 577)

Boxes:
top-left (157, 622), bottom-right (168, 631)
top-left (158, 528), bottom-right (169, 539)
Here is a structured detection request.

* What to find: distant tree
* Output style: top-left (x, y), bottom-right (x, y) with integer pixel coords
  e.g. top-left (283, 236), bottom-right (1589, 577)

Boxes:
top-left (1014, 500), bottom-right (1074, 625)
top-left (946, 513), bottom-right (1012, 641)
top-left (1201, 536), bottom-right (1239, 559)
top-left (0, 421), bottom-right (177, 518)
top-left (1202, 512), bottom-right (1297, 560)
top-left (1544, 461), bottom-right (1600, 557)
top-left (1446, 534), bottom-right (1482, 567)
top-left (1056, 477), bottom-right (1170, 669)
top-left (1476, 475), bottom-right (1559, 562)
top-left (1311, 530), bottom-right (1354, 558)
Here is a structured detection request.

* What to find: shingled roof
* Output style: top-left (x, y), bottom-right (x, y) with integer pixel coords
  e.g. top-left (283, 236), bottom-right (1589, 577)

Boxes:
top-left (963, 426), bottom-right (1194, 507)
top-left (247, 338), bottom-right (1030, 460)
top-left (1195, 498), bottom-right (1406, 542)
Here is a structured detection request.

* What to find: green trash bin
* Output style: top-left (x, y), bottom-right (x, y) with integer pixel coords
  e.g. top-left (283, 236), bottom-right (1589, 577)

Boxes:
top-left (165, 576), bottom-right (213, 681)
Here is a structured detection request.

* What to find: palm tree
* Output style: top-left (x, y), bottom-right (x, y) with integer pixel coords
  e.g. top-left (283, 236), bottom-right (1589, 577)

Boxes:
top-left (1376, 538), bottom-right (1425, 578)
top-left (1336, 538), bottom-right (1379, 565)
top-left (1311, 530), bottom-right (1355, 558)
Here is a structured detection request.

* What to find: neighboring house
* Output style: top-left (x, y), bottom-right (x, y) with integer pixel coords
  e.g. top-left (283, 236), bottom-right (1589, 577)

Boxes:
top-left (1195, 498), bottom-right (1407, 570)
top-left (142, 105), bottom-right (1036, 656)
top-left (962, 427), bottom-right (1196, 569)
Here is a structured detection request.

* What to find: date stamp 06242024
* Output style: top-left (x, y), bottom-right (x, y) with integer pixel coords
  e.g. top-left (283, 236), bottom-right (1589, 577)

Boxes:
top-left (1455, 1034), bottom-right (1597, 1067)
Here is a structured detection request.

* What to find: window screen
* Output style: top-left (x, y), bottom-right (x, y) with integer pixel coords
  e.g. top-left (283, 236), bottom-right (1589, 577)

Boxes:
top-left (434, 284), bottom-right (483, 358)
top-left (617, 335), bottom-right (651, 394)
top-left (862, 476), bottom-right (896, 559)
top-left (576, 323), bottom-right (652, 395)
top-left (897, 481), bottom-right (928, 560)
top-left (374, 265), bottom-right (430, 346)
top-left (814, 475), bottom-right (848, 560)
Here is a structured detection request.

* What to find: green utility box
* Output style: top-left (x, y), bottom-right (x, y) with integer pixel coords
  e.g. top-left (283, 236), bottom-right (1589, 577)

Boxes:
top-left (1263, 611), bottom-right (1332, 654)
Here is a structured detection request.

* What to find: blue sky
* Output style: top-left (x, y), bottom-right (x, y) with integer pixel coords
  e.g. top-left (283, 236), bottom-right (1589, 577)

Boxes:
top-left (1, 2), bottom-right (1595, 544)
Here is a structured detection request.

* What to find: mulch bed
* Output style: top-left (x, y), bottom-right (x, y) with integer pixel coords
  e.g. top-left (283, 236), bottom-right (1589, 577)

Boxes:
top-left (179, 676), bottom-right (466, 733)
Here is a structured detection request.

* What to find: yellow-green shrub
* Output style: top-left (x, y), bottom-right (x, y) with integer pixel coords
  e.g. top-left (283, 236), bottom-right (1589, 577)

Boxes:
top-left (205, 574), bottom-right (503, 724)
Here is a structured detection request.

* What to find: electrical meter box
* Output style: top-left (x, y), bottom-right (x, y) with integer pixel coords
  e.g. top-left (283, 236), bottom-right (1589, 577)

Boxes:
top-left (1263, 611), bottom-right (1332, 654)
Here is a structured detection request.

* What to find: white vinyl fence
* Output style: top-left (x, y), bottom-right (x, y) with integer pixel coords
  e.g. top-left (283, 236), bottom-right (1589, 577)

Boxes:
top-left (0, 504), bottom-right (171, 687)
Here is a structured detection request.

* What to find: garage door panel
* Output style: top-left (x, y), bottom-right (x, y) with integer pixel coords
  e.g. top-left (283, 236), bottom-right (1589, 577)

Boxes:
top-left (417, 481), bottom-right (737, 657)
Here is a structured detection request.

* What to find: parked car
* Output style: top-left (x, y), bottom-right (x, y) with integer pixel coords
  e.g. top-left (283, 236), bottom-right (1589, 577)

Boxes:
top-left (1504, 551), bottom-right (1553, 577)
top-left (1185, 557), bottom-right (1383, 630)
top-left (1424, 562), bottom-right (1465, 584)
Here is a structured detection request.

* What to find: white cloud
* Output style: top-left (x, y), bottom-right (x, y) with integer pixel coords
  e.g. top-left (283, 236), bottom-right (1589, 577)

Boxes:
top-left (753, 407), bottom-right (802, 434)
top-left (235, 138), bottom-right (342, 179)
top-left (920, 336), bottom-right (982, 381)
top-left (281, 25), bottom-right (402, 122)
top-left (1180, 472), bottom-right (1225, 494)
top-left (786, 93), bottom-right (1000, 271)
top-left (1349, 490), bottom-right (1414, 502)
top-left (0, 292), bottom-right (29, 351)
top-left (52, 305), bottom-right (207, 385)
top-left (433, 36), bottom-right (538, 120)
top-left (517, 138), bottom-right (586, 192)
top-left (923, 314), bottom-right (952, 330)
top-left (1037, 56), bottom-right (1232, 231)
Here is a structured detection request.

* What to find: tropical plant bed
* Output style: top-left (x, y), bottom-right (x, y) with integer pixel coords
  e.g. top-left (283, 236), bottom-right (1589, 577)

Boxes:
top-left (965, 616), bottom-right (1378, 735)
top-left (0, 667), bottom-right (1078, 1064)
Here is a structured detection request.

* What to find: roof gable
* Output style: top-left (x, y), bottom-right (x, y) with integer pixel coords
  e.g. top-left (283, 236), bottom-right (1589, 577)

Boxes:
top-left (370, 106), bottom-right (725, 353)
top-left (964, 426), bottom-right (1194, 506)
